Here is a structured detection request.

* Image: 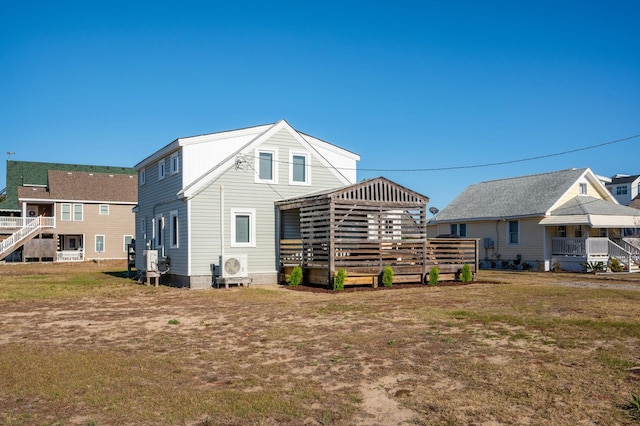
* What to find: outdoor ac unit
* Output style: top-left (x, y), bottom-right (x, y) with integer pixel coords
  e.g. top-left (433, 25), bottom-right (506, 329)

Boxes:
top-left (143, 249), bottom-right (158, 272)
top-left (220, 254), bottom-right (248, 278)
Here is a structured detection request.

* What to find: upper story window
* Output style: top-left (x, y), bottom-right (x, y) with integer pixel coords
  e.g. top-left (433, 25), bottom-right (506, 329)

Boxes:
top-left (579, 183), bottom-right (587, 194)
top-left (616, 185), bottom-right (628, 195)
top-left (139, 168), bottom-right (146, 186)
top-left (61, 203), bottom-right (83, 221)
top-left (290, 151), bottom-right (310, 185)
top-left (170, 153), bottom-right (179, 175)
top-left (255, 148), bottom-right (278, 184)
top-left (74, 204), bottom-right (83, 221)
top-left (158, 159), bottom-right (166, 180)
top-left (99, 204), bottom-right (109, 215)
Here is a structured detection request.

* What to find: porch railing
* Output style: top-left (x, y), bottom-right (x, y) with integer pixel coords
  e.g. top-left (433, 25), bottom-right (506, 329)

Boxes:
top-left (56, 249), bottom-right (84, 262)
top-left (0, 217), bottom-right (55, 229)
top-left (551, 237), bottom-right (609, 256)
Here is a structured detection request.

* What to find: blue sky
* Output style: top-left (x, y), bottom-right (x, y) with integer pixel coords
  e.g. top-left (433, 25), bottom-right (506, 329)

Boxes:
top-left (2, 1), bottom-right (639, 210)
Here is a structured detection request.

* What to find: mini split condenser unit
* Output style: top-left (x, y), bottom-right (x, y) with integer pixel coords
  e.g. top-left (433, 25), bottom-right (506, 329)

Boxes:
top-left (220, 254), bottom-right (248, 278)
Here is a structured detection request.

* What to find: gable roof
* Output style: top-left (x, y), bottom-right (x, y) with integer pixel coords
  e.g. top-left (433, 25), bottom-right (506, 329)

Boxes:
top-left (276, 176), bottom-right (429, 210)
top-left (430, 168), bottom-right (612, 223)
top-left (17, 170), bottom-right (137, 204)
top-left (1, 160), bottom-right (136, 211)
top-left (175, 119), bottom-right (359, 200)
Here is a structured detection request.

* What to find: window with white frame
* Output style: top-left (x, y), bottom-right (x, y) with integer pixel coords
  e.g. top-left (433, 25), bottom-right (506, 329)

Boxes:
top-left (579, 183), bottom-right (587, 194)
top-left (616, 185), bottom-right (628, 195)
top-left (154, 214), bottom-right (164, 248)
top-left (170, 153), bottom-right (179, 175)
top-left (73, 204), bottom-right (83, 221)
top-left (557, 226), bottom-right (567, 237)
top-left (231, 208), bottom-right (256, 247)
top-left (508, 220), bottom-right (519, 245)
top-left (139, 168), bottom-right (146, 185)
top-left (123, 235), bottom-right (133, 252)
top-left (290, 151), bottom-right (309, 185)
top-left (255, 148), bottom-right (277, 183)
top-left (95, 235), bottom-right (105, 253)
top-left (99, 204), bottom-right (109, 215)
top-left (61, 204), bottom-right (71, 221)
top-left (170, 210), bottom-right (179, 248)
top-left (158, 159), bottom-right (166, 180)
top-left (450, 223), bottom-right (467, 237)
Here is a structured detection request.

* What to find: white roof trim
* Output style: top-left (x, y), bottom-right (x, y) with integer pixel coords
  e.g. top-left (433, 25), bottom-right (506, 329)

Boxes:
top-left (179, 120), bottom-right (353, 200)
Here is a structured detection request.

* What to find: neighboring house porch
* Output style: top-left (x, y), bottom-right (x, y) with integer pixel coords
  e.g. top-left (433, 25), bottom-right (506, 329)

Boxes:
top-left (550, 236), bottom-right (640, 272)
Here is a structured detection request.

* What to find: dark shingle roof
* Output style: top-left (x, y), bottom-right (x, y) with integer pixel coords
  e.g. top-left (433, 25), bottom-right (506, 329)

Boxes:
top-left (17, 170), bottom-right (137, 203)
top-left (1, 161), bottom-right (136, 211)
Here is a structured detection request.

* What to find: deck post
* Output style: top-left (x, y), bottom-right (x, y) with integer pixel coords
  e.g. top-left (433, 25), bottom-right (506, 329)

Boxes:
top-left (328, 201), bottom-right (336, 288)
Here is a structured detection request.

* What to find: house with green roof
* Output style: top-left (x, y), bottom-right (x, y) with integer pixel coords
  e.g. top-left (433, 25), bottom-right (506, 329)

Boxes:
top-left (427, 168), bottom-right (640, 272)
top-left (1, 160), bottom-right (137, 262)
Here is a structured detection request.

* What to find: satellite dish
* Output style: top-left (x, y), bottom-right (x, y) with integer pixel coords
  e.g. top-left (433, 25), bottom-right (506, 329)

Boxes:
top-left (429, 207), bottom-right (439, 215)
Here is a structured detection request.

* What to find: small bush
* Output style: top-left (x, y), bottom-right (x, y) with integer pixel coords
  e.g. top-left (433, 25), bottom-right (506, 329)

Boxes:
top-left (168, 319), bottom-right (179, 325)
top-left (460, 264), bottom-right (473, 282)
top-left (609, 258), bottom-right (624, 272)
top-left (552, 261), bottom-right (562, 273)
top-left (428, 267), bottom-right (439, 286)
top-left (287, 266), bottom-right (303, 287)
top-left (333, 268), bottom-right (346, 291)
top-left (382, 266), bottom-right (393, 287)
top-left (622, 394), bottom-right (640, 420)
top-left (581, 261), bottom-right (606, 273)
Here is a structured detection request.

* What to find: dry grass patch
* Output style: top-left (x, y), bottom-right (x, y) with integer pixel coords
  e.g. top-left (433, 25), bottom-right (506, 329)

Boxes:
top-left (0, 265), bottom-right (639, 424)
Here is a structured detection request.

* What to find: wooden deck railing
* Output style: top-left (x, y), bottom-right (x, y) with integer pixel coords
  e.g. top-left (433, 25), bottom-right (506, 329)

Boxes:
top-left (279, 238), bottom-right (479, 274)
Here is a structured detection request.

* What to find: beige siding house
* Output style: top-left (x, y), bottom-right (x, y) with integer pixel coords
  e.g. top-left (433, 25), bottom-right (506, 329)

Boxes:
top-left (3, 170), bottom-right (137, 261)
top-left (428, 168), bottom-right (640, 272)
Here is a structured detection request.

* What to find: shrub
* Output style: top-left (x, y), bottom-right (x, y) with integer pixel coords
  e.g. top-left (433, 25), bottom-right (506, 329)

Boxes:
top-left (382, 266), bottom-right (393, 287)
top-left (460, 264), bottom-right (473, 282)
top-left (287, 266), bottom-right (303, 287)
top-left (609, 257), bottom-right (624, 272)
top-left (581, 261), bottom-right (606, 273)
top-left (552, 261), bottom-right (562, 273)
top-left (428, 267), bottom-right (439, 286)
top-left (333, 268), bottom-right (346, 291)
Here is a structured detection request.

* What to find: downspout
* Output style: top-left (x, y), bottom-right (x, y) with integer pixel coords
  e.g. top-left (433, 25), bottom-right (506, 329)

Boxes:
top-left (220, 185), bottom-right (224, 260)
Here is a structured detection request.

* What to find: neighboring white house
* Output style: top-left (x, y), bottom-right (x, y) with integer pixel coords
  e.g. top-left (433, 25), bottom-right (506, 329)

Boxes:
top-left (134, 119), bottom-right (360, 288)
top-left (605, 174), bottom-right (640, 206)
top-left (427, 168), bottom-right (640, 272)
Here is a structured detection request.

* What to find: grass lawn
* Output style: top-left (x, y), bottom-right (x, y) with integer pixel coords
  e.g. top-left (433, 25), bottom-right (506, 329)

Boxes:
top-left (0, 261), bottom-right (639, 425)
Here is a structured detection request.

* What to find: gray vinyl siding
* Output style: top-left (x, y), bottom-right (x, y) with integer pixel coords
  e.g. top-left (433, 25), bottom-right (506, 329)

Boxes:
top-left (135, 151), bottom-right (187, 274)
top-left (189, 128), bottom-right (346, 278)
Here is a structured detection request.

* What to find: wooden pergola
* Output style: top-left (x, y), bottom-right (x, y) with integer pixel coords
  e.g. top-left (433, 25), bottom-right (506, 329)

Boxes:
top-left (276, 177), bottom-right (478, 287)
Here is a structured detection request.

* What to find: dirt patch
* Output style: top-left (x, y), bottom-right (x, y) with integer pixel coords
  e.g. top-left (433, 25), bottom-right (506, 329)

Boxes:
top-left (1, 264), bottom-right (639, 425)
